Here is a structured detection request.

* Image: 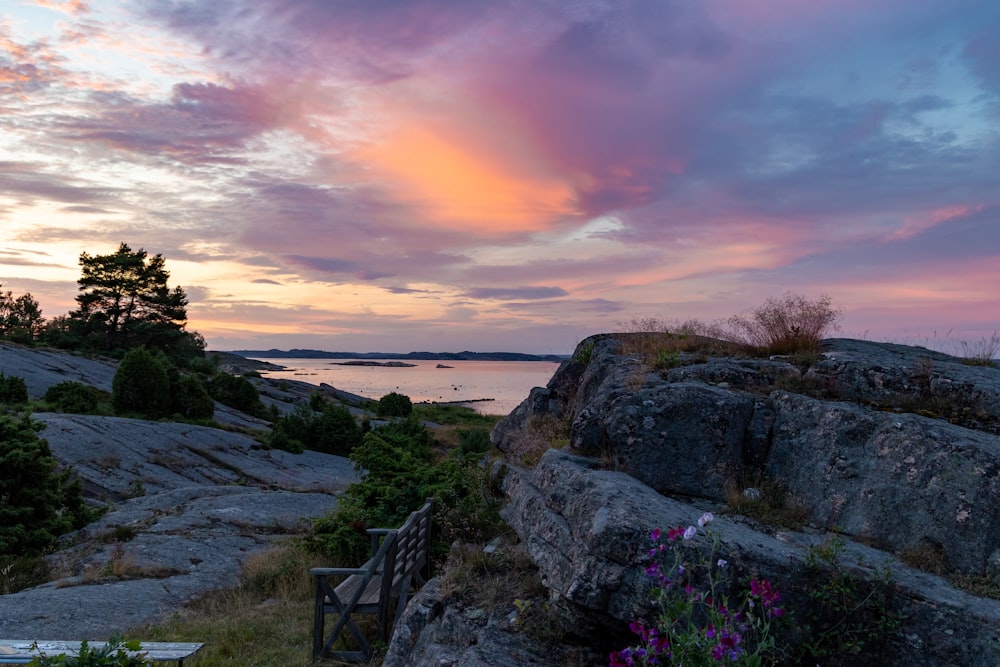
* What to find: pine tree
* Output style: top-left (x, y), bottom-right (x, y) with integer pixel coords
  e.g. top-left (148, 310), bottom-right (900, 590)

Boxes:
top-left (0, 412), bottom-right (91, 556)
top-left (69, 242), bottom-right (196, 356)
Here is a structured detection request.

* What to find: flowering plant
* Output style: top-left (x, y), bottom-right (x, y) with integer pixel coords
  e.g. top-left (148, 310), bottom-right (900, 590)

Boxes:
top-left (611, 512), bottom-right (784, 666)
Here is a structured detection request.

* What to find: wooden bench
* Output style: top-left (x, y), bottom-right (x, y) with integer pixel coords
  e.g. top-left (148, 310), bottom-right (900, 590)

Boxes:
top-left (311, 498), bottom-right (433, 662)
top-left (0, 640), bottom-right (203, 666)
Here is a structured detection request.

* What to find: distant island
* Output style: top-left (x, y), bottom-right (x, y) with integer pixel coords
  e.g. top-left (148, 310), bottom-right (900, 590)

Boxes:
top-left (331, 360), bottom-right (417, 367)
top-left (227, 349), bottom-right (569, 362)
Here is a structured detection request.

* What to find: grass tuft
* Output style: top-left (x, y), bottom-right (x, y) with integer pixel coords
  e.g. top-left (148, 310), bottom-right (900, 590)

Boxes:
top-left (728, 292), bottom-right (843, 356)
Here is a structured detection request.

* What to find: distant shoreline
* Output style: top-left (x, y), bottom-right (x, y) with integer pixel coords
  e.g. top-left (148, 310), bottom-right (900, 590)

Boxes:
top-left (222, 349), bottom-right (569, 362)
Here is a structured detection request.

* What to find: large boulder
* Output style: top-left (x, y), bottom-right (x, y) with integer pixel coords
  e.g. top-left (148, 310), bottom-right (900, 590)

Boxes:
top-left (500, 449), bottom-right (1000, 667)
top-left (493, 335), bottom-right (1000, 578)
top-left (768, 391), bottom-right (1000, 577)
top-left (579, 382), bottom-right (755, 499)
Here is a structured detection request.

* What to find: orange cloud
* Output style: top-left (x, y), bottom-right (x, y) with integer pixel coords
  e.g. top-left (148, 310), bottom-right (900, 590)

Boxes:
top-left (361, 127), bottom-right (577, 235)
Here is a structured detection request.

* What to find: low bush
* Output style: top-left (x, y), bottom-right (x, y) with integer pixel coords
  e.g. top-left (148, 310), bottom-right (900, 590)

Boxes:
top-left (269, 402), bottom-right (362, 455)
top-left (307, 417), bottom-right (503, 565)
top-left (728, 293), bottom-right (843, 355)
top-left (112, 347), bottom-right (171, 418)
top-left (43, 381), bottom-right (107, 415)
top-left (0, 372), bottom-right (29, 405)
top-left (209, 371), bottom-right (265, 416)
top-left (458, 427), bottom-right (491, 456)
top-left (376, 391), bottom-right (413, 418)
top-left (0, 412), bottom-right (93, 557)
top-left (172, 374), bottom-right (214, 420)
top-left (790, 536), bottom-right (900, 664)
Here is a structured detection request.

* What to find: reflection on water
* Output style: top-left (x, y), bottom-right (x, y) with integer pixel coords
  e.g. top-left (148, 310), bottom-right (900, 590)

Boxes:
top-left (253, 358), bottom-right (561, 416)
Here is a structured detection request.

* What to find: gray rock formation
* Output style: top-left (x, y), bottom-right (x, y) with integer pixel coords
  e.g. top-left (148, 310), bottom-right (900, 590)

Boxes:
top-left (496, 335), bottom-right (1000, 580)
top-left (0, 344), bottom-right (360, 640)
top-left (34, 413), bottom-right (354, 501)
top-left (499, 449), bottom-right (1000, 667)
top-left (0, 341), bottom-right (118, 397)
top-left (0, 485), bottom-right (339, 639)
top-left (397, 335), bottom-right (1000, 667)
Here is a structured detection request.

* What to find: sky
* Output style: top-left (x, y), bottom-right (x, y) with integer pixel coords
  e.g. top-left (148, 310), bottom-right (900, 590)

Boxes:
top-left (1, 0), bottom-right (998, 354)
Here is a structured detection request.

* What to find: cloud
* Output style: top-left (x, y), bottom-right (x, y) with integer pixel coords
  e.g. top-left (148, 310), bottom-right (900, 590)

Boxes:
top-left (463, 286), bottom-right (569, 300)
top-left (30, 1), bottom-right (91, 16)
top-left (3, 0), bottom-right (999, 353)
top-left (0, 161), bottom-right (116, 206)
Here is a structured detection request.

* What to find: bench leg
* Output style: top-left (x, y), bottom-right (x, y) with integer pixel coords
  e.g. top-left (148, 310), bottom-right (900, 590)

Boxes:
top-left (314, 584), bottom-right (372, 662)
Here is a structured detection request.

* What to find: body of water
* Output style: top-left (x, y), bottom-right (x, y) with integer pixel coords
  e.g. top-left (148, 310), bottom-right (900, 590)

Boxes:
top-left (252, 358), bottom-right (562, 416)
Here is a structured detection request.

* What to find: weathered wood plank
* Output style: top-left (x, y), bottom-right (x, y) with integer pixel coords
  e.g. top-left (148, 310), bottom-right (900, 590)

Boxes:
top-left (0, 640), bottom-right (203, 664)
top-left (310, 498), bottom-right (433, 662)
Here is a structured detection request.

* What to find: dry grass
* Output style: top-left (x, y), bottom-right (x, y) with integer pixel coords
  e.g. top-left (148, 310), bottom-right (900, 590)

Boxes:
top-left (723, 473), bottom-right (812, 530)
top-left (502, 414), bottom-right (570, 467)
top-left (129, 541), bottom-right (355, 667)
top-left (956, 330), bottom-right (1000, 367)
top-left (728, 293), bottom-right (843, 355)
top-left (898, 541), bottom-right (949, 576)
top-left (614, 317), bottom-right (741, 366)
top-left (439, 541), bottom-right (546, 612)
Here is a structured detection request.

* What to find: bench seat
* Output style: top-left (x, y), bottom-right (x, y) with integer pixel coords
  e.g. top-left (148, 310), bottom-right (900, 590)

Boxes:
top-left (311, 499), bottom-right (433, 662)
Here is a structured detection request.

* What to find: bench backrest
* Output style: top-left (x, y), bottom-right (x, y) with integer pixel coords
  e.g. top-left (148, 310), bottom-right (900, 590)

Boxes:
top-left (396, 499), bottom-right (432, 579)
top-left (379, 499), bottom-right (432, 600)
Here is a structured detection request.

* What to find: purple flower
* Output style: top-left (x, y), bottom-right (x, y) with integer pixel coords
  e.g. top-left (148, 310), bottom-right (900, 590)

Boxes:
top-left (650, 528), bottom-right (661, 542)
top-left (698, 512), bottom-right (714, 527)
top-left (717, 558), bottom-right (727, 569)
top-left (683, 526), bottom-right (697, 540)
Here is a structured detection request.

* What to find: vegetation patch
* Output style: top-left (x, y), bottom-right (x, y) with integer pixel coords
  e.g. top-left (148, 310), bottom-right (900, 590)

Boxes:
top-left (728, 292), bottom-right (843, 356)
top-left (44, 381), bottom-right (110, 415)
top-left (0, 412), bottom-right (93, 558)
top-left (306, 410), bottom-right (505, 567)
top-left (790, 536), bottom-right (901, 665)
top-left (723, 474), bottom-right (811, 531)
top-left (0, 372), bottom-right (29, 406)
top-left (501, 413), bottom-right (570, 467)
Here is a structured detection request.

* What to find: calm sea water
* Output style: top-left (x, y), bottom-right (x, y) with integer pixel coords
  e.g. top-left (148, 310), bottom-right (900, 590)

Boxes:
top-left (252, 358), bottom-right (562, 416)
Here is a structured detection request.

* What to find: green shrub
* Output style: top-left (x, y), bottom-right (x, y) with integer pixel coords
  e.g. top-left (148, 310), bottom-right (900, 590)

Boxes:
top-left (376, 391), bottom-right (413, 418)
top-left (792, 536), bottom-right (900, 664)
top-left (209, 372), bottom-right (265, 416)
top-left (0, 412), bottom-right (93, 557)
top-left (269, 403), bottom-right (363, 455)
top-left (458, 428), bottom-right (491, 456)
top-left (43, 381), bottom-right (105, 414)
top-left (307, 417), bottom-right (501, 564)
top-left (172, 374), bottom-right (215, 420)
top-left (0, 373), bottom-right (28, 404)
top-left (112, 347), bottom-right (171, 418)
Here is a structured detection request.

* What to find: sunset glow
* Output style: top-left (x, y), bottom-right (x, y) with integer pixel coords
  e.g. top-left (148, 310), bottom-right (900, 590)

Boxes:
top-left (0, 0), bottom-right (997, 353)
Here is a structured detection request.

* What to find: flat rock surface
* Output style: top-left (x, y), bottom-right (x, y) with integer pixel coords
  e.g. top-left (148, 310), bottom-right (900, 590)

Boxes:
top-left (1, 406), bottom-right (358, 640)
top-left (35, 413), bottom-right (356, 500)
top-left (0, 485), bottom-right (338, 640)
top-left (0, 342), bottom-right (118, 398)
